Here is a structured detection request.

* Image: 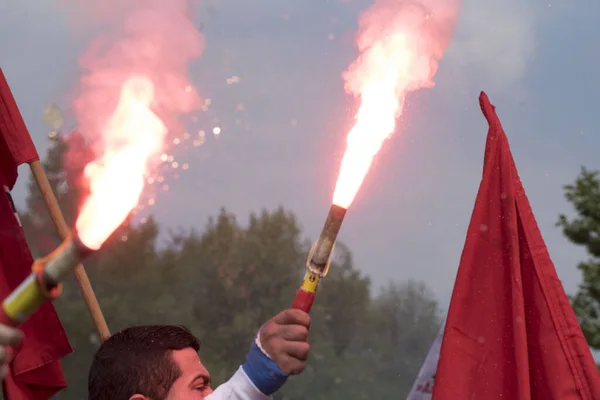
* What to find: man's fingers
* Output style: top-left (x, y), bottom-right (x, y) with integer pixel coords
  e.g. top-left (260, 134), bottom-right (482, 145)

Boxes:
top-left (0, 325), bottom-right (22, 346)
top-left (277, 354), bottom-right (307, 375)
top-left (281, 341), bottom-right (310, 362)
top-left (277, 324), bottom-right (309, 342)
top-left (262, 309), bottom-right (312, 376)
top-left (272, 309), bottom-right (311, 328)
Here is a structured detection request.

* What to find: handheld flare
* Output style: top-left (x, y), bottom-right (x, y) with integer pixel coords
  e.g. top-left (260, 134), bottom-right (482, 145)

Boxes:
top-left (292, 204), bottom-right (347, 313)
top-left (0, 234), bottom-right (94, 327)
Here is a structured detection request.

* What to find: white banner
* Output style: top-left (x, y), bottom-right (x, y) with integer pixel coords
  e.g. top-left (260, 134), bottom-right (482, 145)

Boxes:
top-left (406, 320), bottom-right (445, 400)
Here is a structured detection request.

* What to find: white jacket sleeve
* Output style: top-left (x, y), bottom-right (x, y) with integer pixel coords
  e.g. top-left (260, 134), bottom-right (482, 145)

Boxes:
top-left (206, 367), bottom-right (272, 400)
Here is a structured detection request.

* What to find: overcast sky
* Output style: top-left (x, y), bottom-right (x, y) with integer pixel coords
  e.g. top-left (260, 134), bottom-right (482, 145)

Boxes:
top-left (1, 0), bottom-right (599, 309)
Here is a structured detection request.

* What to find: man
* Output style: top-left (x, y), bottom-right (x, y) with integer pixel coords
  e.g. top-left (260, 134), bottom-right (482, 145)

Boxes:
top-left (88, 308), bottom-right (311, 400)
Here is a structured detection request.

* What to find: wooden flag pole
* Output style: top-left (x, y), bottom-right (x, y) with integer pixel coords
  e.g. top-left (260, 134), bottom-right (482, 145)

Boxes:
top-left (29, 160), bottom-right (110, 341)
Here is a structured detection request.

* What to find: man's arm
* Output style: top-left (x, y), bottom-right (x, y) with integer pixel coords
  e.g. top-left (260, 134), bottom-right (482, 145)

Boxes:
top-left (206, 309), bottom-right (310, 400)
top-left (207, 366), bottom-right (271, 400)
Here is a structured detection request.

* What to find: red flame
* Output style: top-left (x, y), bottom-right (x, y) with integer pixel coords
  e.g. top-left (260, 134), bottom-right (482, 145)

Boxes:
top-left (76, 77), bottom-right (166, 250)
top-left (332, 0), bottom-right (459, 209)
top-left (64, 0), bottom-right (204, 249)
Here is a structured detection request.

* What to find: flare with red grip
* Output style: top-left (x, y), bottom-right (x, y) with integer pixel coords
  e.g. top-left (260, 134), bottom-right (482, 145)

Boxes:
top-left (292, 204), bottom-right (346, 313)
top-left (0, 234), bottom-right (94, 327)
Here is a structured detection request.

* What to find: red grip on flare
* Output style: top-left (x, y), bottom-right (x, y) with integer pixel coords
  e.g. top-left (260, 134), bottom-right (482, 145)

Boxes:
top-left (0, 307), bottom-right (18, 328)
top-left (292, 288), bottom-right (316, 313)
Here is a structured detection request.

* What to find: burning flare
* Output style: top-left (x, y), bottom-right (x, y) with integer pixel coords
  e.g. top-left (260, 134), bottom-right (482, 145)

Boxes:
top-left (76, 76), bottom-right (166, 250)
top-left (332, 0), bottom-right (459, 209)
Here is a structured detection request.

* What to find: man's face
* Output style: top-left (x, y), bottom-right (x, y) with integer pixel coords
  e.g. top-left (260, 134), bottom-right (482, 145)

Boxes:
top-left (165, 348), bottom-right (213, 399)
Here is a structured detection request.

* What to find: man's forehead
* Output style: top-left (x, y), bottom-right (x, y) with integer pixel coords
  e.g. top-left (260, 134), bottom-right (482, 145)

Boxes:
top-left (171, 348), bottom-right (209, 377)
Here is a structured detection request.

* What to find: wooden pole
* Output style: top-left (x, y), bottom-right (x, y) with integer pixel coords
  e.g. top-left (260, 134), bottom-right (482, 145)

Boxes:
top-left (29, 160), bottom-right (110, 341)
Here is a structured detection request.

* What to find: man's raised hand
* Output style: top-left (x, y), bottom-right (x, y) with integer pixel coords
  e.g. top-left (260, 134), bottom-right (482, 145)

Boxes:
top-left (259, 309), bottom-right (311, 375)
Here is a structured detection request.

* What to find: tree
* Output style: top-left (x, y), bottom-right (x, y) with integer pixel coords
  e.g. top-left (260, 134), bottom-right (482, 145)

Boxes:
top-left (167, 207), bottom-right (380, 396)
top-left (368, 281), bottom-right (442, 395)
top-left (558, 167), bottom-right (600, 349)
top-left (281, 280), bottom-right (442, 400)
top-left (167, 208), bottom-right (308, 383)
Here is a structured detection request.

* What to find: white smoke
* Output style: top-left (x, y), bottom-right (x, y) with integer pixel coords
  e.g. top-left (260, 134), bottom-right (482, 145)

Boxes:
top-left (445, 0), bottom-right (539, 92)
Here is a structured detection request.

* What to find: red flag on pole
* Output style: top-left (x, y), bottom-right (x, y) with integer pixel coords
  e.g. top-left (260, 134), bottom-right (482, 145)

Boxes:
top-left (0, 69), bottom-right (39, 190)
top-left (432, 92), bottom-right (600, 400)
top-left (0, 68), bottom-right (72, 399)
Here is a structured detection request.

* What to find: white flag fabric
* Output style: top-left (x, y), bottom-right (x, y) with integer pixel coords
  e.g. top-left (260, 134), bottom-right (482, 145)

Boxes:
top-left (406, 320), bottom-right (445, 400)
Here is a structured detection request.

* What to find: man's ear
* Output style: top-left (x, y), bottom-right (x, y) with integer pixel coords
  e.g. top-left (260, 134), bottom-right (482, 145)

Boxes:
top-left (129, 395), bottom-right (150, 400)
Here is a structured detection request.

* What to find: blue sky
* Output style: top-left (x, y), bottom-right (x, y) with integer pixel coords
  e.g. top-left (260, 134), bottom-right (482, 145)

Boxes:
top-left (0, 0), bottom-right (599, 309)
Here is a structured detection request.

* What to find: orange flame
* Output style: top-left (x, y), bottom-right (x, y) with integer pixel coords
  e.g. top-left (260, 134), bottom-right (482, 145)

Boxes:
top-left (332, 1), bottom-right (459, 209)
top-left (76, 76), bottom-right (166, 250)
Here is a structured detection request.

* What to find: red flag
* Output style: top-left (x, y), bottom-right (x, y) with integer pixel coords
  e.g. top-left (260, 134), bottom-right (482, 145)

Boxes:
top-left (0, 69), bottom-right (39, 190)
top-left (432, 92), bottom-right (600, 400)
top-left (0, 68), bottom-right (73, 399)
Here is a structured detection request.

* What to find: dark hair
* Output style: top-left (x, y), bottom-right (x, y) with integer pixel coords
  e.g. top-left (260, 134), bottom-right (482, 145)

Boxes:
top-left (88, 325), bottom-right (200, 400)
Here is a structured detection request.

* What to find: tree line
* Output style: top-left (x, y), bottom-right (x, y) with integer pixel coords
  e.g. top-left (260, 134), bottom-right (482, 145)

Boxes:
top-left (11, 135), bottom-right (600, 398)
top-left (18, 137), bottom-right (442, 399)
